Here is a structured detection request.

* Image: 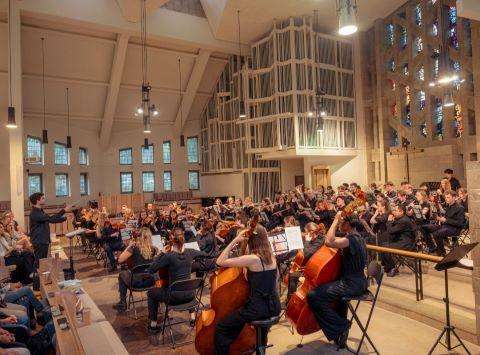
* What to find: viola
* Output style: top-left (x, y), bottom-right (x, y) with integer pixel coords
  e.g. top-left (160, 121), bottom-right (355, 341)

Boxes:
top-left (195, 215), bottom-right (259, 355)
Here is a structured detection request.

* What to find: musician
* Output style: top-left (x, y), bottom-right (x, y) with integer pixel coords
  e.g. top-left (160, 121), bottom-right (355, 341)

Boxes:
top-left (270, 195), bottom-right (289, 229)
top-left (28, 193), bottom-right (71, 265)
top-left (214, 224), bottom-right (281, 355)
top-left (444, 168), bottom-right (461, 191)
top-left (314, 200), bottom-right (336, 229)
top-left (243, 196), bottom-right (255, 218)
top-left (423, 190), bottom-right (465, 256)
top-left (302, 222), bottom-right (325, 263)
top-left (306, 211), bottom-right (367, 349)
top-left (380, 205), bottom-right (415, 276)
top-left (384, 181), bottom-right (397, 201)
top-left (101, 219), bottom-right (125, 272)
top-left (369, 200), bottom-right (390, 243)
top-left (146, 228), bottom-right (205, 333)
top-left (113, 228), bottom-right (156, 312)
top-left (192, 220), bottom-right (218, 275)
top-left (458, 188), bottom-right (468, 214)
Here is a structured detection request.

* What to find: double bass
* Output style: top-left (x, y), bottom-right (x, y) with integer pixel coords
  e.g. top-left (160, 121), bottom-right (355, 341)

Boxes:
top-left (195, 215), bottom-right (259, 355)
top-left (285, 198), bottom-right (365, 335)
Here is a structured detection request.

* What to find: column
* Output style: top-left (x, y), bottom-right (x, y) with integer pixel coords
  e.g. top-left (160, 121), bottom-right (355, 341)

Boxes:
top-left (472, 22), bottom-right (480, 157)
top-left (8, 0), bottom-right (25, 228)
top-left (466, 161), bottom-right (480, 344)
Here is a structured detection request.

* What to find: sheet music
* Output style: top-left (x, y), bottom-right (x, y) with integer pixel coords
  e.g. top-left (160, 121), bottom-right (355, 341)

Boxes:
top-left (151, 235), bottom-right (164, 250)
top-left (268, 232), bottom-right (289, 255)
top-left (285, 226), bottom-right (304, 251)
top-left (120, 228), bottom-right (132, 240)
top-left (189, 226), bottom-right (198, 237)
top-left (185, 241), bottom-right (200, 251)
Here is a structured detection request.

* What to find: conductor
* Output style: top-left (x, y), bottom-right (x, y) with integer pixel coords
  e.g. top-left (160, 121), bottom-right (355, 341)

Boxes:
top-left (29, 192), bottom-right (72, 264)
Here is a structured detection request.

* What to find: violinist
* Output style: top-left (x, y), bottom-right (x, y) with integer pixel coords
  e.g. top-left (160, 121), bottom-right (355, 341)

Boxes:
top-left (192, 220), bottom-right (218, 275)
top-left (113, 228), bottom-right (156, 313)
top-left (146, 228), bottom-right (205, 334)
top-left (223, 196), bottom-right (236, 219)
top-left (314, 200), bottom-right (336, 229)
top-left (101, 218), bottom-right (125, 272)
top-left (306, 211), bottom-right (367, 349)
top-left (270, 195), bottom-right (289, 229)
top-left (214, 224), bottom-right (281, 355)
top-left (243, 196), bottom-right (255, 218)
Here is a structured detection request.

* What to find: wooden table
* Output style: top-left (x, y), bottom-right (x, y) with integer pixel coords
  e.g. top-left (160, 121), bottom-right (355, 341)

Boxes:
top-left (39, 259), bottom-right (127, 355)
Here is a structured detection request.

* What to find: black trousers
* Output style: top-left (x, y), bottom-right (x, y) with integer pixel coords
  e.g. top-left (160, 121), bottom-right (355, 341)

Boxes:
top-left (307, 278), bottom-right (366, 342)
top-left (380, 238), bottom-right (414, 272)
top-left (118, 270), bottom-right (154, 303)
top-left (423, 224), bottom-right (459, 255)
top-left (214, 299), bottom-right (280, 355)
top-left (33, 244), bottom-right (49, 268)
top-left (147, 287), bottom-right (193, 321)
top-left (5, 251), bottom-right (36, 284)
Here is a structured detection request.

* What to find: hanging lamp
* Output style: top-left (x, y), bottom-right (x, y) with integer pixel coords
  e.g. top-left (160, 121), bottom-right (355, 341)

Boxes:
top-left (65, 88), bottom-right (72, 148)
top-left (135, 0), bottom-right (157, 134)
top-left (6, 0), bottom-right (16, 129)
top-left (337, 0), bottom-right (358, 36)
top-left (41, 37), bottom-right (48, 143)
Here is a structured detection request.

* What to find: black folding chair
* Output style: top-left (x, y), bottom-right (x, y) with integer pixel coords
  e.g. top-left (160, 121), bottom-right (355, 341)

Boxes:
top-left (160, 278), bottom-right (203, 349)
top-left (125, 263), bottom-right (154, 319)
top-left (342, 260), bottom-right (384, 355)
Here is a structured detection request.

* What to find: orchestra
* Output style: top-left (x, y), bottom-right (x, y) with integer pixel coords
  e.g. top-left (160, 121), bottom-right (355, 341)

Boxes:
top-left (5, 172), bottom-right (468, 354)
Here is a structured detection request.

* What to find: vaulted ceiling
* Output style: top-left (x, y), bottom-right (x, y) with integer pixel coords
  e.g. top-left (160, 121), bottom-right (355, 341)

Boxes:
top-left (0, 0), bottom-right (410, 141)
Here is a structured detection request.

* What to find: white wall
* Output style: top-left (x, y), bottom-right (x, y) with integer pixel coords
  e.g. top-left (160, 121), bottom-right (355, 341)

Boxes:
top-left (200, 172), bottom-right (243, 198)
top-left (280, 159), bottom-right (304, 191)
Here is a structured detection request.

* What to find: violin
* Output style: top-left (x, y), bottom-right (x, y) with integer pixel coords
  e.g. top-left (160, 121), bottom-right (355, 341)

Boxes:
top-left (195, 215), bottom-right (259, 355)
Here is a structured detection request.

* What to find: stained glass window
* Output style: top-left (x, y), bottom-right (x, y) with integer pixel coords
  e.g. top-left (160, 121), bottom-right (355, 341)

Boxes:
top-left (417, 90), bottom-right (426, 111)
top-left (414, 4), bottom-right (422, 26)
top-left (386, 23), bottom-right (395, 47)
top-left (413, 37), bottom-right (423, 56)
top-left (420, 122), bottom-right (428, 137)
top-left (188, 171), bottom-right (200, 190)
top-left (417, 66), bottom-right (425, 81)
top-left (448, 7), bottom-right (458, 49)
top-left (141, 144), bottom-right (154, 164)
top-left (54, 143), bottom-right (69, 165)
top-left (28, 174), bottom-right (42, 195)
top-left (387, 58), bottom-right (396, 72)
top-left (404, 86), bottom-right (412, 126)
top-left (119, 148), bottom-right (132, 165)
top-left (431, 20), bottom-right (438, 36)
top-left (399, 26), bottom-right (407, 49)
top-left (120, 172), bottom-right (133, 193)
top-left (433, 97), bottom-right (444, 140)
top-left (403, 63), bottom-right (409, 76)
top-left (55, 174), bottom-right (69, 197)
top-left (142, 172), bottom-right (155, 192)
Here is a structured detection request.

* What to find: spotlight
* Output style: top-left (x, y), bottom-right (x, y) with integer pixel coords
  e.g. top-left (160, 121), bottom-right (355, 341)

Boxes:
top-left (429, 82), bottom-right (436, 87)
top-left (6, 107), bottom-right (17, 129)
top-left (337, 0), bottom-right (358, 36)
top-left (320, 110), bottom-right (327, 117)
top-left (308, 111), bottom-right (314, 117)
top-left (136, 107), bottom-right (144, 115)
top-left (152, 109), bottom-right (159, 117)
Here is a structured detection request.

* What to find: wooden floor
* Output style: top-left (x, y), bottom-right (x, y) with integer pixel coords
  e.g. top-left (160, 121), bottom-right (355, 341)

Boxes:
top-left (71, 244), bottom-right (480, 355)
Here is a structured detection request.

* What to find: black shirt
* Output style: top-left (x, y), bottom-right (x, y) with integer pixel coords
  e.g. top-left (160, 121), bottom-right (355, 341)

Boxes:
top-left (386, 215), bottom-right (415, 244)
top-left (130, 246), bottom-right (154, 268)
top-left (197, 231), bottom-right (217, 257)
top-left (29, 207), bottom-right (67, 246)
top-left (341, 233), bottom-right (367, 280)
top-left (148, 249), bottom-right (205, 284)
top-left (449, 177), bottom-right (461, 191)
top-left (444, 202), bottom-right (465, 230)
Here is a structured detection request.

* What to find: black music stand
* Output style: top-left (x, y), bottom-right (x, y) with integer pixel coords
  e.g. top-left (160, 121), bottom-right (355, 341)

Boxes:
top-left (428, 242), bottom-right (478, 355)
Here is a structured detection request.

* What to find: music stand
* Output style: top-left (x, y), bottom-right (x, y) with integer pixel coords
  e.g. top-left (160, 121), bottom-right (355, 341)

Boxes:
top-left (428, 242), bottom-right (478, 355)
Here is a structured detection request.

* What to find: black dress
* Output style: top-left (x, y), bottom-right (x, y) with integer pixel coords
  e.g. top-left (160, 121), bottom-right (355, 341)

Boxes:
top-left (214, 258), bottom-right (281, 355)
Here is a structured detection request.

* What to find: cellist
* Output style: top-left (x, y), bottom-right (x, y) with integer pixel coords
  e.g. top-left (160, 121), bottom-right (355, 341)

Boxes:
top-left (306, 211), bottom-right (368, 349)
top-left (214, 222), bottom-right (281, 355)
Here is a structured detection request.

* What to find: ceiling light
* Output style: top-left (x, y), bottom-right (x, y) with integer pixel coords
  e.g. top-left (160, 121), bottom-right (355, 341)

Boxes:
top-left (320, 110), bottom-right (327, 117)
top-left (429, 82), bottom-right (436, 87)
top-left (239, 113), bottom-right (247, 118)
top-left (136, 107), bottom-right (144, 115)
top-left (337, 0), bottom-right (358, 36)
top-left (443, 91), bottom-right (454, 107)
top-left (152, 108), bottom-right (159, 117)
top-left (6, 107), bottom-right (16, 129)
top-left (308, 111), bottom-right (314, 117)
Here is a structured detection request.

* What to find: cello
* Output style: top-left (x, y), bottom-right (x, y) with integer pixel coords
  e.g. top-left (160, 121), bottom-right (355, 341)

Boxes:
top-left (195, 215), bottom-right (259, 355)
top-left (285, 199), bottom-right (365, 335)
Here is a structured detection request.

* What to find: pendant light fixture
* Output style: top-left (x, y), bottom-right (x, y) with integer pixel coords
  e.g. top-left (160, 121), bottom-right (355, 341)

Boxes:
top-left (65, 88), bottom-right (72, 148)
top-left (135, 0), bottom-right (157, 134)
top-left (144, 137), bottom-right (149, 148)
top-left (6, 0), bottom-right (16, 129)
top-left (178, 58), bottom-right (185, 147)
top-left (337, 0), bottom-right (358, 36)
top-left (237, 10), bottom-right (246, 119)
top-left (41, 37), bottom-right (48, 143)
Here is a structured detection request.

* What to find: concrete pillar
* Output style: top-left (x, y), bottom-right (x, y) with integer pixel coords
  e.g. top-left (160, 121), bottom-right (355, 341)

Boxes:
top-left (465, 161), bottom-right (480, 344)
top-left (7, 0), bottom-right (25, 228)
top-left (353, 32), bottom-right (368, 187)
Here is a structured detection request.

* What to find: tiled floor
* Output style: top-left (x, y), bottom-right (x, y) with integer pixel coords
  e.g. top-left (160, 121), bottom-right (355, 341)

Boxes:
top-left (71, 246), bottom-right (480, 354)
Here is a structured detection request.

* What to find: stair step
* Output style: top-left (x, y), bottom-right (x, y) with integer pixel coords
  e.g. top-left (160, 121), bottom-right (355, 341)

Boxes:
top-left (376, 284), bottom-right (478, 345)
